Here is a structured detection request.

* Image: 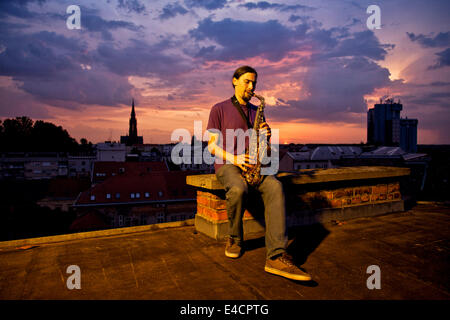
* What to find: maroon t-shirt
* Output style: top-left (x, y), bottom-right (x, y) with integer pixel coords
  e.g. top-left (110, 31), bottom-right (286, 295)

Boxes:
top-left (207, 97), bottom-right (258, 172)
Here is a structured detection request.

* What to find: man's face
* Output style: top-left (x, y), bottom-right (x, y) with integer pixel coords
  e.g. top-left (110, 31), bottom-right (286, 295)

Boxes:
top-left (233, 72), bottom-right (257, 102)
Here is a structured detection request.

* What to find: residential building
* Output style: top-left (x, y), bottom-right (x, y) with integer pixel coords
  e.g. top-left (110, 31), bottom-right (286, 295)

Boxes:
top-left (68, 155), bottom-right (96, 178)
top-left (367, 98), bottom-right (418, 152)
top-left (279, 146), bottom-right (362, 172)
top-left (73, 170), bottom-right (197, 230)
top-left (91, 161), bottom-right (168, 184)
top-left (96, 142), bottom-right (126, 162)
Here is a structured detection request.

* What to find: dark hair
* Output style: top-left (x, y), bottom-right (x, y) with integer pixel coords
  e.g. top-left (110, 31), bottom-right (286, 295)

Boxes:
top-left (232, 65), bottom-right (257, 88)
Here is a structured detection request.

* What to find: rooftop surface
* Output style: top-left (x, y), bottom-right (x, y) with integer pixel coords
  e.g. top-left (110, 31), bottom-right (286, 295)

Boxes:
top-left (0, 203), bottom-right (449, 300)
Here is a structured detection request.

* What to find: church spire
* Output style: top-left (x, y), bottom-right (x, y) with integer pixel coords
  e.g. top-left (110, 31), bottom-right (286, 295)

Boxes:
top-left (131, 98), bottom-right (135, 117)
top-left (129, 98), bottom-right (137, 144)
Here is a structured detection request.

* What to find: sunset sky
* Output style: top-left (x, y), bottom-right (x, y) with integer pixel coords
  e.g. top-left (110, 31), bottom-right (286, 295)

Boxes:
top-left (0, 0), bottom-right (449, 145)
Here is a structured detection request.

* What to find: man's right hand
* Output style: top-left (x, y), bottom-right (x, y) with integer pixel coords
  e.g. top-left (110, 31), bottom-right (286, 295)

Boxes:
top-left (235, 153), bottom-right (256, 172)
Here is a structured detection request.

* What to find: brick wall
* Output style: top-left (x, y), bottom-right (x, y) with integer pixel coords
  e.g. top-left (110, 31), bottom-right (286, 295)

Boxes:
top-left (196, 182), bottom-right (401, 223)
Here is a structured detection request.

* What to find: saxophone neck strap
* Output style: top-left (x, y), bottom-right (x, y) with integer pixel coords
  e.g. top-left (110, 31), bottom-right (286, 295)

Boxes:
top-left (231, 95), bottom-right (253, 129)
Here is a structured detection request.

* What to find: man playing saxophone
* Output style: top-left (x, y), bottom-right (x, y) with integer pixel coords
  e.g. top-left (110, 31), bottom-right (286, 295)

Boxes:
top-left (206, 66), bottom-right (312, 281)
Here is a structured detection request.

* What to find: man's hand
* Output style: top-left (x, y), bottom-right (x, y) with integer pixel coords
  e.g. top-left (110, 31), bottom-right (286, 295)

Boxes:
top-left (235, 153), bottom-right (256, 172)
top-left (259, 122), bottom-right (271, 140)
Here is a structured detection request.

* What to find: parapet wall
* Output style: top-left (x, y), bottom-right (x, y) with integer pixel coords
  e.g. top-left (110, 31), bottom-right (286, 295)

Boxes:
top-left (186, 166), bottom-right (410, 239)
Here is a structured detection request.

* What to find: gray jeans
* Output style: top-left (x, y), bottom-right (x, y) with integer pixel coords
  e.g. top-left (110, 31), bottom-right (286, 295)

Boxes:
top-left (215, 164), bottom-right (287, 259)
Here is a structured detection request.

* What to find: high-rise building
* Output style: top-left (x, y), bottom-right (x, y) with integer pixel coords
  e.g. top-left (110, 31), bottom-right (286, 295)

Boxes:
top-left (400, 118), bottom-right (418, 153)
top-left (367, 98), bottom-right (418, 153)
top-left (120, 99), bottom-right (143, 146)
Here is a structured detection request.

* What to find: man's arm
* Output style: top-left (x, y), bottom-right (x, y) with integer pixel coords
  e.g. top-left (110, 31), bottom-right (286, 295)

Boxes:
top-left (207, 131), bottom-right (254, 172)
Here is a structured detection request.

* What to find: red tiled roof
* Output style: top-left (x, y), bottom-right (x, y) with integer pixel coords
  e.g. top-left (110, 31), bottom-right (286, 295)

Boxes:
top-left (76, 171), bottom-right (197, 205)
top-left (69, 212), bottom-right (109, 231)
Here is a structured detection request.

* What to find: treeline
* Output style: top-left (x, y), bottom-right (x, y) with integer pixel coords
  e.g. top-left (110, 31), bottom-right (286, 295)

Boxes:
top-left (0, 116), bottom-right (93, 153)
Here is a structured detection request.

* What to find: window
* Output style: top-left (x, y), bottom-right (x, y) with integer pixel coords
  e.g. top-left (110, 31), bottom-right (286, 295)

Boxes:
top-left (106, 193), bottom-right (111, 199)
top-left (116, 193), bottom-right (120, 199)
top-left (158, 191), bottom-right (163, 197)
top-left (135, 193), bottom-right (140, 199)
top-left (157, 212), bottom-right (165, 223)
top-left (90, 195), bottom-right (96, 201)
top-left (130, 193), bottom-right (135, 199)
top-left (144, 192), bottom-right (150, 198)
top-left (118, 215), bottom-right (124, 226)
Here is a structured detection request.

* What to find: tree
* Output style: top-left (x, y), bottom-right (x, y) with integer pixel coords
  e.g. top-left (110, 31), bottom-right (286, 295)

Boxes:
top-left (0, 117), bottom-right (81, 152)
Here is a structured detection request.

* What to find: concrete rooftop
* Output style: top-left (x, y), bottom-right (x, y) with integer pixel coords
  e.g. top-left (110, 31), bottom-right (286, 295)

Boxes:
top-left (0, 203), bottom-right (449, 300)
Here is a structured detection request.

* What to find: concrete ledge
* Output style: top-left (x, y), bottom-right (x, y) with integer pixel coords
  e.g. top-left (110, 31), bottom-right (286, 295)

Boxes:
top-left (287, 200), bottom-right (405, 225)
top-left (194, 201), bottom-right (404, 240)
top-left (195, 215), bottom-right (265, 240)
top-left (188, 166), bottom-right (410, 240)
top-left (0, 219), bottom-right (195, 249)
top-left (186, 166), bottom-right (410, 190)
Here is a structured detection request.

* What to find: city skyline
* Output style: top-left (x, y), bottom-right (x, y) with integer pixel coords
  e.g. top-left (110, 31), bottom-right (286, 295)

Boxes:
top-left (0, 0), bottom-right (449, 145)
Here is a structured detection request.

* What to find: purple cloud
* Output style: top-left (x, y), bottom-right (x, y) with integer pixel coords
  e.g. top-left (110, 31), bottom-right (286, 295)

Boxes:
top-left (159, 2), bottom-right (188, 20)
top-left (407, 31), bottom-right (450, 48)
top-left (184, 0), bottom-right (227, 10)
top-left (189, 18), bottom-right (309, 62)
top-left (266, 57), bottom-right (392, 123)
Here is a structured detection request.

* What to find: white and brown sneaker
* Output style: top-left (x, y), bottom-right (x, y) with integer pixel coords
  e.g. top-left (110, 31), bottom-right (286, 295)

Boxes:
top-left (225, 237), bottom-right (243, 258)
top-left (265, 253), bottom-right (312, 281)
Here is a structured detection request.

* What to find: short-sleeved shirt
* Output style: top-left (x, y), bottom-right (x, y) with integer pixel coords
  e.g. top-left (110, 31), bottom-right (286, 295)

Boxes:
top-left (207, 97), bottom-right (258, 172)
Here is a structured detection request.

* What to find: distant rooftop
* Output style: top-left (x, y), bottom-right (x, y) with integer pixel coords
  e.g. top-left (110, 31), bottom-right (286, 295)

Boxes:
top-left (0, 203), bottom-right (448, 299)
top-left (361, 146), bottom-right (428, 160)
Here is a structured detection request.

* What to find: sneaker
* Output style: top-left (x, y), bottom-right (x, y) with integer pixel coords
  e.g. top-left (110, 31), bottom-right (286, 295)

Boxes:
top-left (225, 237), bottom-right (242, 258)
top-left (264, 253), bottom-right (312, 281)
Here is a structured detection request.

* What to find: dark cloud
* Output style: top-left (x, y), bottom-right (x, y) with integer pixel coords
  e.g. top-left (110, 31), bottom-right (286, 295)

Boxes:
top-left (159, 2), bottom-right (189, 20)
top-left (96, 39), bottom-right (193, 77)
top-left (82, 13), bottom-right (142, 41)
top-left (189, 18), bottom-right (308, 62)
top-left (408, 90), bottom-right (450, 105)
top-left (0, 31), bottom-right (87, 78)
top-left (116, 0), bottom-right (146, 14)
top-left (407, 31), bottom-right (450, 48)
top-left (184, 0), bottom-right (227, 10)
top-left (238, 1), bottom-right (315, 12)
top-left (0, 0), bottom-right (46, 18)
top-left (315, 30), bottom-right (394, 62)
top-left (430, 81), bottom-right (450, 87)
top-left (20, 69), bottom-right (134, 108)
top-left (0, 20), bottom-right (32, 33)
top-left (0, 28), bottom-right (132, 108)
top-left (266, 57), bottom-right (392, 123)
top-left (429, 48), bottom-right (450, 69)
top-left (288, 15), bottom-right (302, 23)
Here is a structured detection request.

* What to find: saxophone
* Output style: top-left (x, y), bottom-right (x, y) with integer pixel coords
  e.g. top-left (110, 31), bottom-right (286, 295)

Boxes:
top-left (242, 92), bottom-right (268, 187)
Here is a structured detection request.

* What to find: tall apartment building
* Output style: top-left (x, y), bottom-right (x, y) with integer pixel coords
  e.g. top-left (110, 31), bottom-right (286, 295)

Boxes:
top-left (367, 98), bottom-right (418, 152)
